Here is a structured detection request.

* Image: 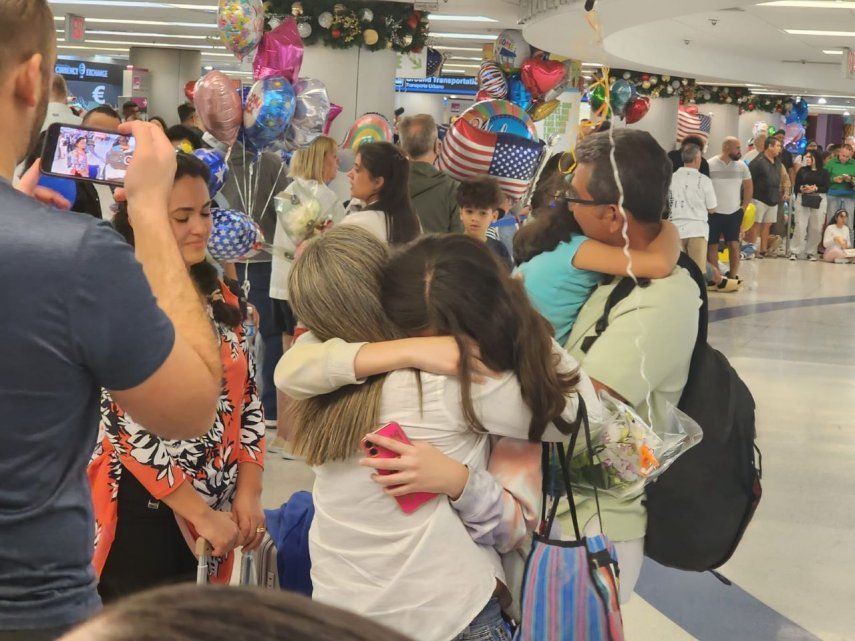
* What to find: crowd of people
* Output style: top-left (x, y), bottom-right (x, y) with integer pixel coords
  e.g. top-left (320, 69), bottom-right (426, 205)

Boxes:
top-left (0, 1), bottom-right (791, 640)
top-left (668, 128), bottom-right (855, 285)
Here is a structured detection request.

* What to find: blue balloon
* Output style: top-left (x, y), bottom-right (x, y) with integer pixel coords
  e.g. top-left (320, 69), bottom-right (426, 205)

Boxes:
top-left (208, 208), bottom-right (262, 261)
top-left (243, 76), bottom-right (297, 153)
top-left (38, 174), bottom-right (77, 205)
top-left (192, 148), bottom-right (229, 198)
top-left (507, 73), bottom-right (532, 112)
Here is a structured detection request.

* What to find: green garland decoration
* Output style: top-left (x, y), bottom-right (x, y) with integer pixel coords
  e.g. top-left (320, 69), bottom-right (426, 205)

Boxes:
top-left (608, 68), bottom-right (796, 115)
top-left (267, 1), bottom-right (429, 53)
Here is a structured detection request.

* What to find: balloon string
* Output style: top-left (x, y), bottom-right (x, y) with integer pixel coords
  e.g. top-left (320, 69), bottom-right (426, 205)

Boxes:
top-left (257, 163), bottom-right (285, 226)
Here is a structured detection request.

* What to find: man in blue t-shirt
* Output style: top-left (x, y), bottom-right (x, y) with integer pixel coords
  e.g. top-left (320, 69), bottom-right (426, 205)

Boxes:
top-left (0, 3), bottom-right (222, 638)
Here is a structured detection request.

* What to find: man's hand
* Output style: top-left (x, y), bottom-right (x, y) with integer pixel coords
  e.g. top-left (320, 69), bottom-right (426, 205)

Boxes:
top-left (16, 160), bottom-right (71, 210)
top-left (113, 121), bottom-right (176, 221)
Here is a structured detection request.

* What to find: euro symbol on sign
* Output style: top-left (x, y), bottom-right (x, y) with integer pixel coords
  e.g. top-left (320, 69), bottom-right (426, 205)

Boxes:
top-left (92, 85), bottom-right (106, 104)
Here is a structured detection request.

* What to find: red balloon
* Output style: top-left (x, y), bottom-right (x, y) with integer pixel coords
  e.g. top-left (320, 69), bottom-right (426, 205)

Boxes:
top-left (475, 90), bottom-right (494, 102)
top-left (184, 80), bottom-right (195, 103)
top-left (624, 96), bottom-right (650, 124)
top-left (681, 104), bottom-right (698, 116)
top-left (519, 57), bottom-right (567, 99)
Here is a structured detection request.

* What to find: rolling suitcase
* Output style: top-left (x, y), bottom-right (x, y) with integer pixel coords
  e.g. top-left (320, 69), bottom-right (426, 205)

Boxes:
top-left (195, 537), bottom-right (278, 588)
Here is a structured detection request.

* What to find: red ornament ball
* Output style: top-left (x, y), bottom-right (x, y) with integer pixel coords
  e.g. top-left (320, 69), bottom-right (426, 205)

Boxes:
top-left (412, 45), bottom-right (424, 54)
top-left (407, 16), bottom-right (419, 30)
top-left (331, 28), bottom-right (342, 38)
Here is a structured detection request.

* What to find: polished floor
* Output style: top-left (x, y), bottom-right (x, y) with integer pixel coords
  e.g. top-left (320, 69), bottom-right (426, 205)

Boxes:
top-left (260, 257), bottom-right (855, 641)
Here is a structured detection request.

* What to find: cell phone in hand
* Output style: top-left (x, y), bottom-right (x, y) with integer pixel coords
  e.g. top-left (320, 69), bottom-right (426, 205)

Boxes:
top-left (362, 422), bottom-right (437, 514)
top-left (41, 122), bottom-right (135, 186)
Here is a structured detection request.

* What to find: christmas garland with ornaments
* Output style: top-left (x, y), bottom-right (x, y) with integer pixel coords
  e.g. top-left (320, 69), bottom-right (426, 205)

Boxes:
top-left (609, 69), bottom-right (795, 114)
top-left (266, 1), bottom-right (429, 53)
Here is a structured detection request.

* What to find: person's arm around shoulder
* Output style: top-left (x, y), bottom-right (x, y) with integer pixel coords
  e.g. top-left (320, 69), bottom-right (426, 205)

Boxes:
top-left (573, 220), bottom-right (680, 279)
top-left (703, 175), bottom-right (717, 213)
top-left (108, 122), bottom-right (220, 440)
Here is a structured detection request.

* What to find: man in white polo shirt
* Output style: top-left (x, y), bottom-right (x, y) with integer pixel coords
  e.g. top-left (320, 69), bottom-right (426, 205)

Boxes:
top-left (708, 136), bottom-right (753, 283)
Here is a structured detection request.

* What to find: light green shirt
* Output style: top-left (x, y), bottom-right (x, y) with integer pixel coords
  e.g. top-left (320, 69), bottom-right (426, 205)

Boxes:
top-left (560, 267), bottom-right (700, 541)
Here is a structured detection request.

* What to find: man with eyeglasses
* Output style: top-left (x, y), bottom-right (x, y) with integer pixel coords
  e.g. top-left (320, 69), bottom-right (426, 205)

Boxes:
top-left (561, 129), bottom-right (701, 604)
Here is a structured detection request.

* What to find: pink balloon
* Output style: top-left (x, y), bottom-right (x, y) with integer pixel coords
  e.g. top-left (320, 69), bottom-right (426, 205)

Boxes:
top-left (194, 71), bottom-right (242, 147)
top-left (253, 17), bottom-right (304, 84)
top-left (323, 103), bottom-right (343, 135)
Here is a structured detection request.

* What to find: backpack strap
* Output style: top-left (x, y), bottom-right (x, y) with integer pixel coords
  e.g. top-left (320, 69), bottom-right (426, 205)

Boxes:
top-left (580, 276), bottom-right (650, 354)
top-left (675, 252), bottom-right (709, 346)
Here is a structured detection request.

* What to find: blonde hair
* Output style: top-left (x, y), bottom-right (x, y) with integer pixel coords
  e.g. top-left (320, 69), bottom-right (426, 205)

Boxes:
top-left (287, 226), bottom-right (404, 464)
top-left (288, 135), bottom-right (337, 183)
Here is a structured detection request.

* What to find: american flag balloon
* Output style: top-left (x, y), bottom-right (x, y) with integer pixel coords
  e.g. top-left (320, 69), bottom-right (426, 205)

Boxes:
top-left (438, 117), bottom-right (545, 201)
top-left (677, 106), bottom-right (712, 144)
top-left (208, 208), bottom-right (263, 261)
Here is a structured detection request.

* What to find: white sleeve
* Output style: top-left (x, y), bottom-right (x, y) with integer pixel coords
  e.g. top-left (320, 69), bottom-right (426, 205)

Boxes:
top-left (273, 331), bottom-right (367, 400)
top-left (443, 340), bottom-right (604, 442)
top-left (704, 177), bottom-right (717, 210)
top-left (741, 162), bottom-right (753, 180)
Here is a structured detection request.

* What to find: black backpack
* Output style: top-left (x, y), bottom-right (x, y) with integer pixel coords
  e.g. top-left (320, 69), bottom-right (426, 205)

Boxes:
top-left (580, 254), bottom-right (762, 572)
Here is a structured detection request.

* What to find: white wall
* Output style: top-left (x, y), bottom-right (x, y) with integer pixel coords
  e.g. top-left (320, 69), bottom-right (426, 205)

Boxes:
top-left (129, 47), bottom-right (201, 125)
top-left (394, 92), bottom-right (474, 125)
top-left (622, 96), bottom-right (679, 151)
top-left (703, 103), bottom-right (740, 157)
top-left (299, 46), bottom-right (397, 144)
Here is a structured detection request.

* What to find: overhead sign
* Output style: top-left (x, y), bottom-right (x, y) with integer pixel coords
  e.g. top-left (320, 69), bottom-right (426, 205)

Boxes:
top-left (55, 59), bottom-right (124, 110)
top-left (65, 14), bottom-right (86, 43)
top-left (414, 1), bottom-right (440, 10)
top-left (395, 76), bottom-right (478, 95)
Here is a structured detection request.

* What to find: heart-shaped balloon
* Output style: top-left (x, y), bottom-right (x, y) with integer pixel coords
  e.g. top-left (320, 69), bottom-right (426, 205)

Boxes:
top-left (184, 80), bottom-right (196, 103)
top-left (624, 96), bottom-right (650, 124)
top-left (520, 57), bottom-right (567, 99)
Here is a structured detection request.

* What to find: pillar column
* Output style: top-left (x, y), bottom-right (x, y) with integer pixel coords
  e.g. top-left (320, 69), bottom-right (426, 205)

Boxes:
top-left (299, 46), bottom-right (397, 143)
top-left (624, 96), bottom-right (679, 151)
top-left (128, 47), bottom-right (202, 125)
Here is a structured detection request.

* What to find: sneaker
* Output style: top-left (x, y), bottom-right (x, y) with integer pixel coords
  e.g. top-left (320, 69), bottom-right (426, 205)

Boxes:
top-left (725, 271), bottom-right (743, 285)
top-left (768, 236), bottom-right (783, 256)
top-left (264, 419), bottom-right (278, 430)
top-left (834, 258), bottom-right (848, 264)
top-left (709, 278), bottom-right (740, 293)
top-left (809, 255), bottom-right (818, 262)
top-left (789, 254), bottom-right (797, 261)
top-left (756, 252), bottom-right (766, 260)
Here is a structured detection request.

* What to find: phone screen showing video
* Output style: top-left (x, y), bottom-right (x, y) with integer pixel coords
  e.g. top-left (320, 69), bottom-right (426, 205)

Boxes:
top-left (48, 126), bottom-right (135, 185)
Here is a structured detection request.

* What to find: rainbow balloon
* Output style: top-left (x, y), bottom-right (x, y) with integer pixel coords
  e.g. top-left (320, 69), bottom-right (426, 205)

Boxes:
top-left (341, 113), bottom-right (393, 151)
top-left (461, 99), bottom-right (538, 141)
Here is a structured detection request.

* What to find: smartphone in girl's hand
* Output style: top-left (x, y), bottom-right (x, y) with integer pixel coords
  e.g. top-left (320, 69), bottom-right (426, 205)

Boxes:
top-left (362, 423), bottom-right (437, 514)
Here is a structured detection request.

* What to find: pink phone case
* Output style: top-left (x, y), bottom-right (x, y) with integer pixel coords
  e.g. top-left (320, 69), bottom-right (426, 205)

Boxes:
top-left (363, 422), bottom-right (437, 514)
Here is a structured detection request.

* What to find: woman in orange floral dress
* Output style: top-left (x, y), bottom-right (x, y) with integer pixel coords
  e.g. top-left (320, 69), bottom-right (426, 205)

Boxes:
top-left (87, 154), bottom-right (266, 602)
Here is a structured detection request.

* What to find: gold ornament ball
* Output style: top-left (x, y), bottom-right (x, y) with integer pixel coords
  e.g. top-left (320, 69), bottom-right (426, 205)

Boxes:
top-left (291, 1), bottom-right (303, 16)
top-left (363, 29), bottom-right (379, 45)
top-left (642, 81), bottom-right (651, 89)
top-left (402, 34), bottom-right (413, 46)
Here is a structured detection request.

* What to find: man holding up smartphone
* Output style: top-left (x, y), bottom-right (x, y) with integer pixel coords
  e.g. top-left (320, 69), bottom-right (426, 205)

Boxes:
top-left (0, 2), bottom-right (222, 639)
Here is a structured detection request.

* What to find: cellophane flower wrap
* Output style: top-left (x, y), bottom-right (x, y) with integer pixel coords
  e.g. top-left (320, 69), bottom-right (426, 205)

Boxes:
top-left (567, 392), bottom-right (703, 499)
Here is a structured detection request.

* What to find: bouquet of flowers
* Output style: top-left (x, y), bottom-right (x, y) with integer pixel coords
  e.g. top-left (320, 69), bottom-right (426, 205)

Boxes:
top-left (274, 180), bottom-right (338, 246)
top-left (567, 392), bottom-right (702, 499)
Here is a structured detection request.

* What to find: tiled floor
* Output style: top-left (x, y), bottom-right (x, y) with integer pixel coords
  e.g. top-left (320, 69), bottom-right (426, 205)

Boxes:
top-left (260, 257), bottom-right (855, 641)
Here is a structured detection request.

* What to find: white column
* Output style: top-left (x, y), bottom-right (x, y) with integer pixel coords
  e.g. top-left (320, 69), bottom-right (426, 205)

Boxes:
top-left (299, 46), bottom-right (397, 143)
top-left (623, 96), bottom-right (679, 151)
top-left (703, 103), bottom-right (740, 157)
top-left (129, 47), bottom-right (201, 125)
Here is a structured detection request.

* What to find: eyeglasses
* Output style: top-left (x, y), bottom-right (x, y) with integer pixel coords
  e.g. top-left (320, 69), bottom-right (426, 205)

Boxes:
top-left (566, 196), bottom-right (614, 206)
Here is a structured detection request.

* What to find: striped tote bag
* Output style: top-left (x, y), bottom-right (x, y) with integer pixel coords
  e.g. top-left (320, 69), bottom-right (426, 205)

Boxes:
top-left (515, 400), bottom-right (624, 641)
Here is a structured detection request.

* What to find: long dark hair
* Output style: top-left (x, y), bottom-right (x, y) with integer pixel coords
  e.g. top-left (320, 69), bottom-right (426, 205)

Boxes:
top-left (357, 141), bottom-right (420, 245)
top-left (803, 149), bottom-right (824, 170)
top-left (380, 235), bottom-right (580, 441)
top-left (513, 174), bottom-right (582, 265)
top-left (113, 153), bottom-right (246, 327)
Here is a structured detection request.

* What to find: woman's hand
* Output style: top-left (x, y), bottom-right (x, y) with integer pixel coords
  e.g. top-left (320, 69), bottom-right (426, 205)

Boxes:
top-left (194, 508), bottom-right (240, 557)
top-left (231, 487), bottom-right (266, 551)
top-left (359, 434), bottom-right (470, 500)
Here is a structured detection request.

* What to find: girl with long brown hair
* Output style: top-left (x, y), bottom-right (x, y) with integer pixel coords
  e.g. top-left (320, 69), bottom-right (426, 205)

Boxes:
top-left (275, 229), bottom-right (603, 641)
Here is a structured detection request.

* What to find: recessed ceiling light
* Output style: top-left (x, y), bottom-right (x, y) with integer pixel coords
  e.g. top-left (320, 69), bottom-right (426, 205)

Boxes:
top-left (760, 0), bottom-right (855, 7)
top-left (819, 97), bottom-right (828, 103)
top-left (66, 39), bottom-right (224, 50)
top-left (786, 29), bottom-right (855, 37)
top-left (57, 29), bottom-right (210, 40)
top-left (443, 69), bottom-right (466, 75)
top-left (49, 1), bottom-right (217, 9)
top-left (431, 45), bottom-right (484, 52)
top-left (823, 49), bottom-right (844, 54)
top-left (431, 32), bottom-right (498, 41)
top-left (58, 44), bottom-right (128, 52)
top-left (429, 15), bottom-right (498, 22)
top-left (446, 57), bottom-right (484, 62)
top-left (203, 65), bottom-right (213, 70)
top-left (845, 111), bottom-right (851, 116)
top-left (443, 64), bottom-right (481, 70)
top-left (53, 16), bottom-right (214, 28)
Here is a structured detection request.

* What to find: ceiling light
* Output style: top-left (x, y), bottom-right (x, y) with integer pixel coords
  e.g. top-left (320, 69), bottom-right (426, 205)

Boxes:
top-left (203, 65), bottom-right (213, 70)
top-left (431, 45), bottom-right (484, 52)
top-left (819, 97), bottom-right (828, 103)
top-left (845, 111), bottom-right (851, 116)
top-left (49, 1), bottom-right (217, 9)
top-left (823, 49), bottom-right (844, 55)
top-left (443, 69), bottom-right (466, 75)
top-left (58, 29), bottom-right (209, 40)
top-left (786, 29), bottom-right (855, 37)
top-left (58, 44), bottom-right (128, 52)
top-left (201, 52), bottom-right (238, 57)
top-left (429, 15), bottom-right (498, 22)
top-left (68, 38), bottom-right (224, 50)
top-left (444, 63), bottom-right (481, 69)
top-left (430, 32), bottom-right (498, 41)
top-left (446, 57), bottom-right (484, 62)
top-left (581, 63), bottom-right (603, 67)
top-left (54, 16), bottom-right (214, 28)
top-left (760, 0), bottom-right (855, 7)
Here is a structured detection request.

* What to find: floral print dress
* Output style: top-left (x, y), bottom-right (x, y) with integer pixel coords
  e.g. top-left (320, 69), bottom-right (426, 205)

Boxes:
top-left (88, 282), bottom-right (265, 583)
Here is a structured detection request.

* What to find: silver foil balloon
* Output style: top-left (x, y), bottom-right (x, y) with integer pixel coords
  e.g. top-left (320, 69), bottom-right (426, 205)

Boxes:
top-left (284, 78), bottom-right (331, 150)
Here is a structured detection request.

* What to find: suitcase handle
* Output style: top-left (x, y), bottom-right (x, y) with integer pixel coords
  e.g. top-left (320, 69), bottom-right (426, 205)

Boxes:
top-left (195, 537), bottom-right (255, 586)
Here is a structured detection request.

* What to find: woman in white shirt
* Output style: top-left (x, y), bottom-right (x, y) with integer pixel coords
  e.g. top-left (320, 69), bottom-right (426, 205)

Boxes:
top-left (276, 228), bottom-right (601, 641)
top-left (823, 209), bottom-right (852, 263)
top-left (269, 135), bottom-right (345, 456)
top-left (340, 141), bottom-right (421, 245)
